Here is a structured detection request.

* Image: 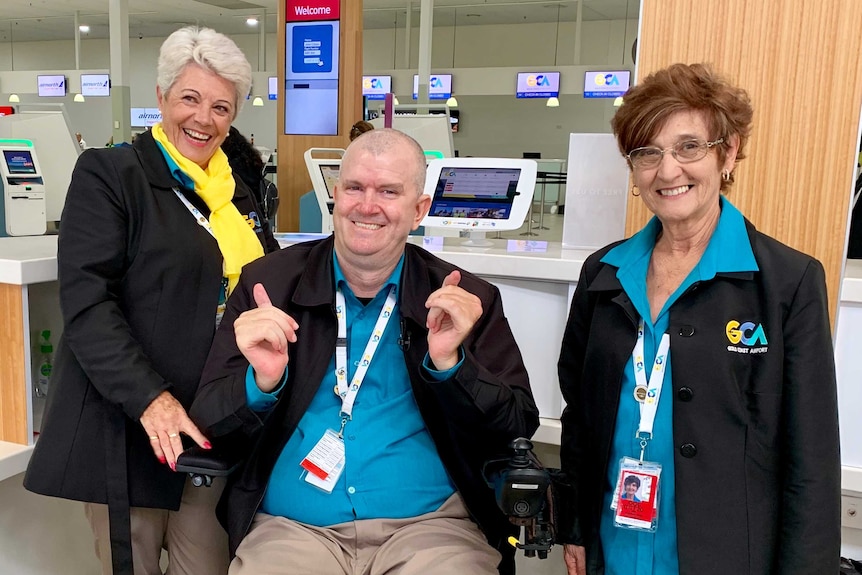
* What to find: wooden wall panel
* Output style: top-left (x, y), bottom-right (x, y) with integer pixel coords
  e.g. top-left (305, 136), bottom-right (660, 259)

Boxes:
top-left (627, 0), bottom-right (862, 323)
top-left (276, 0), bottom-right (364, 232)
top-left (0, 284), bottom-right (28, 445)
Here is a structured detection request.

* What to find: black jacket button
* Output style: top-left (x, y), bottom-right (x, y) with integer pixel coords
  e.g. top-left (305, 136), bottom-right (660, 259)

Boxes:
top-left (678, 325), bottom-right (695, 337)
top-left (680, 443), bottom-right (697, 458)
top-left (678, 387), bottom-right (693, 401)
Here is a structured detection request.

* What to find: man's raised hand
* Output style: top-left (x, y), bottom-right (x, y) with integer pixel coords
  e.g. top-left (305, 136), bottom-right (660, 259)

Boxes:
top-left (234, 283), bottom-right (299, 392)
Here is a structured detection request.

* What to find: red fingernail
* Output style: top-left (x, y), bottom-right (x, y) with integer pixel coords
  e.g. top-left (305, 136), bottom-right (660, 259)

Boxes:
top-left (169, 462), bottom-right (176, 471)
top-left (203, 442), bottom-right (212, 449)
top-left (159, 456), bottom-right (166, 464)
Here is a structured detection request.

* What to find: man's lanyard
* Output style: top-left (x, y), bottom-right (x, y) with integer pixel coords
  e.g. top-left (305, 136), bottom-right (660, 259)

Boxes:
top-left (173, 188), bottom-right (215, 239)
top-left (333, 285), bottom-right (397, 435)
top-left (632, 319), bottom-right (670, 460)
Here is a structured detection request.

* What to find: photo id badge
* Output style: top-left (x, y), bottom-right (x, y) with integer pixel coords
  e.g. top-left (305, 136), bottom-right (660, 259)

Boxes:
top-left (612, 458), bottom-right (661, 533)
top-left (300, 429), bottom-right (345, 494)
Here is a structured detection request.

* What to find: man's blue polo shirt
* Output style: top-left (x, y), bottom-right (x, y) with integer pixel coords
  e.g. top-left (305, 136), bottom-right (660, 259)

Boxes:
top-left (597, 197), bottom-right (758, 575)
top-left (246, 254), bottom-right (456, 526)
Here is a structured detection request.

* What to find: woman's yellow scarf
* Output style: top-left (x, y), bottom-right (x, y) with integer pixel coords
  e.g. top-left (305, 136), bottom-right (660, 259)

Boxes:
top-left (151, 123), bottom-right (263, 295)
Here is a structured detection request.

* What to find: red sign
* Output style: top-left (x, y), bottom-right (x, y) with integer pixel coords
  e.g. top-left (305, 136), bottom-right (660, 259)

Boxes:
top-left (0, 106), bottom-right (14, 116)
top-left (286, 0), bottom-right (340, 22)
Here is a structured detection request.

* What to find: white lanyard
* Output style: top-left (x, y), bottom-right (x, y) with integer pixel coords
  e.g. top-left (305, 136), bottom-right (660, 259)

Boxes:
top-left (173, 188), bottom-right (215, 239)
top-left (334, 285), bottom-right (397, 430)
top-left (632, 318), bottom-right (670, 445)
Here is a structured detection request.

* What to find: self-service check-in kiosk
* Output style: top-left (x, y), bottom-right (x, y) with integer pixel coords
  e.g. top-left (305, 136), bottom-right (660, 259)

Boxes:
top-left (304, 147), bottom-right (345, 234)
top-left (0, 139), bottom-right (47, 237)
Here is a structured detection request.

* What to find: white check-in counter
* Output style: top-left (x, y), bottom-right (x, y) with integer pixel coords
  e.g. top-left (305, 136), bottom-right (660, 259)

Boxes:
top-left (0, 235), bottom-right (60, 480)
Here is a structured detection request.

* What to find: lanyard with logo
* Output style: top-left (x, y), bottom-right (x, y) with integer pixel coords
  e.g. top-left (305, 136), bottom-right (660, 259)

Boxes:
top-left (609, 318), bottom-right (669, 532)
top-left (632, 318), bottom-right (670, 458)
top-left (299, 284), bottom-right (397, 493)
top-left (173, 188), bottom-right (229, 327)
top-left (173, 187), bottom-right (214, 238)
top-left (334, 285), bottom-right (397, 432)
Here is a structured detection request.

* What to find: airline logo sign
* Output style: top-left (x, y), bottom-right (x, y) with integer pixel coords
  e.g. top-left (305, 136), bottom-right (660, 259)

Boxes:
top-left (38, 76), bottom-right (66, 97)
top-left (412, 74), bottom-right (452, 100)
top-left (131, 108), bottom-right (162, 127)
top-left (363, 76), bottom-right (391, 100)
top-left (516, 72), bottom-right (560, 98)
top-left (583, 70), bottom-right (631, 99)
top-left (287, 0), bottom-right (340, 22)
top-left (82, 75), bottom-right (110, 96)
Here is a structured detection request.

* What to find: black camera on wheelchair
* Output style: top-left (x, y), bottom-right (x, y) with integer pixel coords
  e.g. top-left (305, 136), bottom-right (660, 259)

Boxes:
top-left (483, 437), bottom-right (573, 559)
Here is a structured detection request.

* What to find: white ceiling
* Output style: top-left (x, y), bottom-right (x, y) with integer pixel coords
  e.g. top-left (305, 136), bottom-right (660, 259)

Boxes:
top-left (0, 0), bottom-right (639, 43)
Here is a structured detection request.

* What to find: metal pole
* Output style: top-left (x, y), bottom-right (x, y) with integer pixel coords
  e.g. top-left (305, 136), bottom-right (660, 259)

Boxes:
top-left (417, 0), bottom-right (434, 104)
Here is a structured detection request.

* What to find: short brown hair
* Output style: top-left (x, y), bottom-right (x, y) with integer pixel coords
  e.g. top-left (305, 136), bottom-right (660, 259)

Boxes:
top-left (611, 63), bottom-right (753, 190)
top-left (349, 120), bottom-right (375, 141)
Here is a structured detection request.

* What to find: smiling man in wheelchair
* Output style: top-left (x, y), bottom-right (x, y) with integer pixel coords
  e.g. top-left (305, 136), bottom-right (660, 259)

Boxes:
top-left (187, 129), bottom-right (539, 575)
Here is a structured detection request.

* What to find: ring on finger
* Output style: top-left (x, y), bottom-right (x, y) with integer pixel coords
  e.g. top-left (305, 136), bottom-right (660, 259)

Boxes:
top-left (148, 436), bottom-right (158, 441)
top-left (168, 433), bottom-right (179, 438)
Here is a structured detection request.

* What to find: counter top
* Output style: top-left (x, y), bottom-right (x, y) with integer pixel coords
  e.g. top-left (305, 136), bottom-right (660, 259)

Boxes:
top-left (0, 441), bottom-right (33, 482)
top-left (0, 235), bottom-right (58, 285)
top-left (274, 234), bottom-right (593, 283)
top-left (9, 234), bottom-right (862, 299)
top-left (407, 237), bottom-right (593, 283)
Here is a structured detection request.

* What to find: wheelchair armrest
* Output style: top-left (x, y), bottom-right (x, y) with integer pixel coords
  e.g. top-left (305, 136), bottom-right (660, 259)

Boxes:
top-left (176, 445), bottom-right (241, 487)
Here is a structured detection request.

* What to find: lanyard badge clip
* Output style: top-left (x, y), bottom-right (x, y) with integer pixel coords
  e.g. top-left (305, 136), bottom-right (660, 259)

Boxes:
top-left (337, 414), bottom-right (350, 439)
top-left (635, 431), bottom-right (651, 463)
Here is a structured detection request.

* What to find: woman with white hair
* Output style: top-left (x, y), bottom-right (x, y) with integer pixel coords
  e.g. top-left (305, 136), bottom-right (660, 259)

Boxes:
top-left (25, 26), bottom-right (278, 575)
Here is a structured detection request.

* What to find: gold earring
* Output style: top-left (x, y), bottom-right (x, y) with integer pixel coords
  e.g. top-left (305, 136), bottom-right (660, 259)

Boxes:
top-left (722, 169), bottom-right (731, 182)
top-left (631, 185), bottom-right (640, 197)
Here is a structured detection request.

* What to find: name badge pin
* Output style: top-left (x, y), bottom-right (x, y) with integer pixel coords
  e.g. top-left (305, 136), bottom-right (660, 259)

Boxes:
top-left (633, 385), bottom-right (648, 403)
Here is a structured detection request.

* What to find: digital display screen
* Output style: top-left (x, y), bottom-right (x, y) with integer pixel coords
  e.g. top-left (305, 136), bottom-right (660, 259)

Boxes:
top-left (583, 70), bottom-right (631, 98)
top-left (81, 73), bottom-right (110, 96)
top-left (268, 76), bottom-right (278, 100)
top-left (362, 76), bottom-right (391, 100)
top-left (131, 108), bottom-right (162, 127)
top-left (318, 163), bottom-right (340, 199)
top-left (412, 74), bottom-right (453, 100)
top-left (37, 75), bottom-right (67, 97)
top-left (284, 0), bottom-right (341, 136)
top-left (3, 150), bottom-right (37, 174)
top-left (428, 167), bottom-right (521, 220)
top-left (516, 72), bottom-right (561, 98)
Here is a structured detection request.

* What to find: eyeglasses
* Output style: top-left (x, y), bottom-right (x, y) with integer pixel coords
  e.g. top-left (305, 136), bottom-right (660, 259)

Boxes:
top-left (626, 138), bottom-right (725, 170)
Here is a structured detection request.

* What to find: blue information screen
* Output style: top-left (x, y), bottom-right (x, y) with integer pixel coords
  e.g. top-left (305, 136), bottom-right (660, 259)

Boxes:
top-left (3, 150), bottom-right (36, 174)
top-left (291, 24), bottom-right (334, 73)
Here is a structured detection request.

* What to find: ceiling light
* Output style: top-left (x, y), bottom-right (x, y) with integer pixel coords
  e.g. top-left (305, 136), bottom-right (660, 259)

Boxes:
top-left (546, 97), bottom-right (560, 107)
top-left (392, 96), bottom-right (400, 105)
top-left (613, 96), bottom-right (624, 107)
top-left (246, 17), bottom-right (259, 26)
top-left (446, 96), bottom-right (458, 108)
top-left (79, 25), bottom-right (90, 33)
top-left (252, 96), bottom-right (264, 107)
top-left (74, 93), bottom-right (86, 103)
top-left (8, 94), bottom-right (20, 103)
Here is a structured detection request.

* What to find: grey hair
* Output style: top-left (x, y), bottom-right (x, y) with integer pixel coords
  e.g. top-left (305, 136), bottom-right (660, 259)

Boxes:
top-left (157, 26), bottom-right (252, 117)
top-left (343, 128), bottom-right (427, 194)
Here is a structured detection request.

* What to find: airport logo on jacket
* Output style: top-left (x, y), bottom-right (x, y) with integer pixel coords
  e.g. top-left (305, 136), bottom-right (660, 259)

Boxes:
top-left (726, 320), bottom-right (768, 354)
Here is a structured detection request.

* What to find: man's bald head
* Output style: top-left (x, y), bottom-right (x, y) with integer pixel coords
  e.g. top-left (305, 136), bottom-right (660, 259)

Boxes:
top-left (342, 128), bottom-right (427, 195)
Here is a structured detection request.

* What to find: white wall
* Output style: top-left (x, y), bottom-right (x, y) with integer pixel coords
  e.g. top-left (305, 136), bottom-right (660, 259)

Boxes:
top-left (0, 19), bottom-right (635, 159)
top-left (364, 19), bottom-right (638, 70)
